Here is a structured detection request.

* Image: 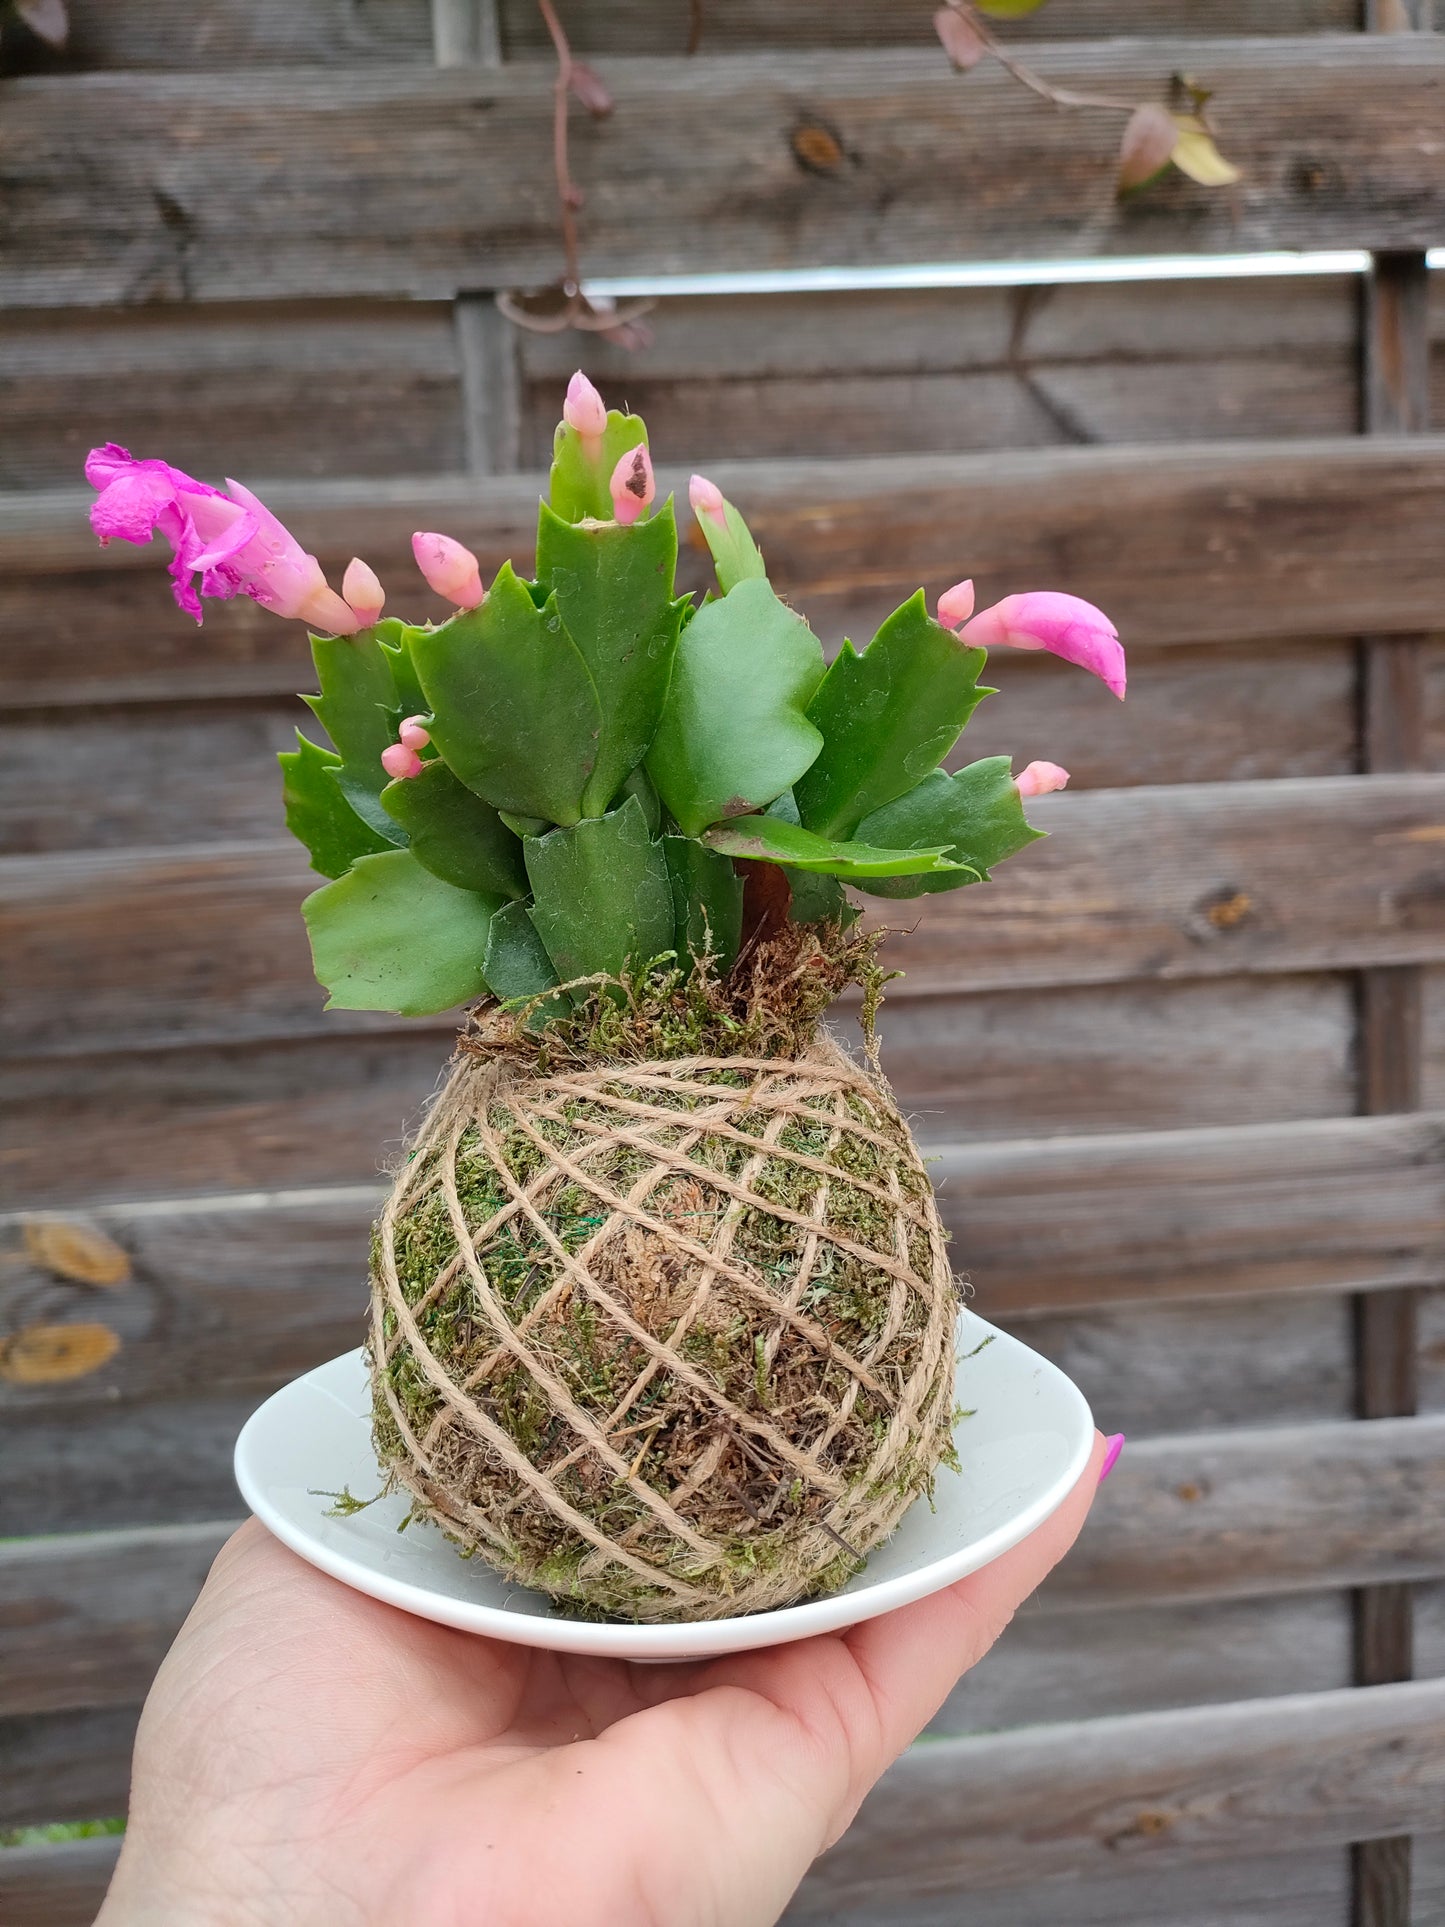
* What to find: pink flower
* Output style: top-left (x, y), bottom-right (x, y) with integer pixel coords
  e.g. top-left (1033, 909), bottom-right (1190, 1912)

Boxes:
top-left (936, 579), bottom-right (976, 630)
top-left (1016, 760), bottom-right (1070, 798)
top-left (610, 444), bottom-right (655, 526)
top-left (412, 532), bottom-right (484, 610)
top-left (961, 592), bottom-right (1126, 699)
top-left (342, 557), bottom-right (385, 625)
top-left (85, 443), bottom-right (356, 632)
top-left (398, 715), bottom-right (431, 753)
top-left (381, 742), bottom-right (425, 782)
top-left (689, 473), bottom-right (728, 531)
top-left (563, 371), bottom-right (608, 439)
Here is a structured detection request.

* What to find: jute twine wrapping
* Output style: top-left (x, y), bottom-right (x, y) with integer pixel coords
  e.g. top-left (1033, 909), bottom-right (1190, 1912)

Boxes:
top-left (368, 1034), bottom-right (960, 1622)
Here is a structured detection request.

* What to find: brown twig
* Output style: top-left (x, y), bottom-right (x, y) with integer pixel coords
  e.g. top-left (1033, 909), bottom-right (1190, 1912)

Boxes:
top-left (943, 1), bottom-right (1138, 114)
top-left (535, 0), bottom-right (583, 293)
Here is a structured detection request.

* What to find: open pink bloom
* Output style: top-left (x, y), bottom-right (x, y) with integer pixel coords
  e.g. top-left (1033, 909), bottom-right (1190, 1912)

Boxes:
top-left (563, 371), bottom-right (608, 439)
top-left (961, 592), bottom-right (1125, 699)
top-left (610, 444), bottom-right (655, 526)
top-left (1016, 760), bottom-right (1070, 798)
top-left (341, 557), bottom-right (385, 626)
top-left (398, 715), bottom-right (431, 753)
top-left (688, 473), bottom-right (727, 532)
top-left (381, 742), bottom-right (425, 782)
top-left (412, 532), bottom-right (484, 610)
top-left (936, 578), bottom-right (976, 630)
top-left (85, 443), bottom-right (356, 632)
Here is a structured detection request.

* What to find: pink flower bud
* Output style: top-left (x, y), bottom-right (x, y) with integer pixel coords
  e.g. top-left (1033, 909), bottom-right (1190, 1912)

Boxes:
top-left (961, 591), bottom-right (1126, 699)
top-left (936, 579), bottom-right (976, 630)
top-left (411, 532), bottom-right (484, 610)
top-left (610, 444), bottom-right (655, 526)
top-left (398, 714), bottom-right (431, 753)
top-left (563, 371), bottom-right (607, 439)
top-left (1016, 760), bottom-right (1070, 798)
top-left (341, 556), bottom-right (385, 625)
top-left (934, 6), bottom-right (986, 70)
top-left (381, 742), bottom-right (425, 782)
top-left (689, 473), bottom-right (728, 531)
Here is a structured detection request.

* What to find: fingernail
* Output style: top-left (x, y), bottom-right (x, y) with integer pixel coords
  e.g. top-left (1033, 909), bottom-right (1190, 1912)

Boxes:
top-left (1098, 1433), bottom-right (1125, 1484)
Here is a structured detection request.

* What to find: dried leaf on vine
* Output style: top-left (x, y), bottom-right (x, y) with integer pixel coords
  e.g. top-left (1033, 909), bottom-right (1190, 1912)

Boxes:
top-left (1169, 114), bottom-right (1242, 187)
top-left (14, 0), bottom-right (69, 47)
top-left (1117, 103), bottom-right (1178, 195)
top-left (568, 61), bottom-right (614, 118)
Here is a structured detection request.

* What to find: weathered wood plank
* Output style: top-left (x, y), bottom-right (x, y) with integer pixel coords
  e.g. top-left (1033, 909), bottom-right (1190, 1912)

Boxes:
top-left (504, 1), bottom-right (1363, 57)
top-left (0, 641), bottom-right (1359, 856)
top-left (4, 43), bottom-right (1445, 306)
top-left (516, 278), bottom-right (1362, 464)
top-left (0, 1706), bottom-right (138, 1830)
top-left (946, 1112), bottom-right (1445, 1315)
top-left (789, 1679), bottom-right (1445, 1911)
top-left (931, 1590), bottom-right (1353, 1735)
top-left (0, 302), bottom-right (464, 489)
top-left (5, 775), bottom-right (1437, 1055)
top-left (1419, 1287), bottom-right (1445, 1415)
top-left (785, 1851), bottom-right (1354, 1927)
top-left (0, 1523), bottom-right (230, 1718)
top-left (9, 441), bottom-right (1445, 708)
top-left (0, 0), bottom-right (432, 71)
top-left (0, 974), bottom-right (1355, 1208)
top-left (1000, 1292), bottom-right (1354, 1437)
top-left (0, 1836), bottom-right (122, 1927)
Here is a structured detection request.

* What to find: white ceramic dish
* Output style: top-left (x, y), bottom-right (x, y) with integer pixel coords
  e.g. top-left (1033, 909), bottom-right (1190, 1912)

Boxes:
top-left (234, 1312), bottom-right (1093, 1661)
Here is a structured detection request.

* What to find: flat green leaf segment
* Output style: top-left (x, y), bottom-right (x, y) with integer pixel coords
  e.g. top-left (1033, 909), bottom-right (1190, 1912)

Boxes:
top-left (664, 835), bottom-right (744, 977)
top-left (535, 503), bottom-right (684, 817)
top-left (380, 761), bottom-right (526, 899)
top-left (647, 578), bottom-right (826, 838)
top-left (406, 564), bottom-right (603, 826)
top-left (304, 625), bottom-right (411, 839)
top-left (303, 849), bottom-right (499, 1015)
top-left (483, 900), bottom-right (567, 1026)
top-left (694, 492), bottom-right (767, 595)
top-left (525, 795), bottom-right (676, 985)
top-left (855, 757), bottom-right (1044, 899)
top-left (704, 814), bottom-right (967, 881)
top-left (795, 592), bottom-right (993, 840)
top-left (279, 732), bottom-right (393, 880)
top-left (549, 410), bottom-right (648, 523)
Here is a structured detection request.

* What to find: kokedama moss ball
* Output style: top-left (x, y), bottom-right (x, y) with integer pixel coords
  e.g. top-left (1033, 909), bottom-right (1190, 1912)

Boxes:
top-left (369, 1038), bottom-right (960, 1623)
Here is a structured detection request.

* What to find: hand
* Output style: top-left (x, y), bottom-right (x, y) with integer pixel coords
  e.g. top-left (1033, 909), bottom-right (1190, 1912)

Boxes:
top-left (99, 1435), bottom-right (1108, 1927)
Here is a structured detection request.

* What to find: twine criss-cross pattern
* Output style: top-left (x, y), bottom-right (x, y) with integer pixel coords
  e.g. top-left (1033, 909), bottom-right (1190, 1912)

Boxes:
top-left (371, 1038), bottom-right (959, 1617)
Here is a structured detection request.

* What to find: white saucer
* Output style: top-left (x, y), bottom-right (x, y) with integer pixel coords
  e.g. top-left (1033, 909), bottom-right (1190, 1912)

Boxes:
top-left (234, 1312), bottom-right (1093, 1661)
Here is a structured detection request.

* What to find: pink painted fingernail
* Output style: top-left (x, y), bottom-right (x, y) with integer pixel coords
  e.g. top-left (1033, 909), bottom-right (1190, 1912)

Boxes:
top-left (1098, 1434), bottom-right (1125, 1483)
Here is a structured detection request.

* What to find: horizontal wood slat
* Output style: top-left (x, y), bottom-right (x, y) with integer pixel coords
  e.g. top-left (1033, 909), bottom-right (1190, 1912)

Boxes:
top-left (0, 1836), bottom-right (122, 1927)
top-left (1, 276), bottom-right (1371, 492)
top-left (8, 440), bottom-right (1444, 709)
top-left (787, 1679), bottom-right (1445, 1912)
top-left (4, 43), bottom-right (1445, 306)
top-left (4, 775), bottom-right (1440, 1056)
top-left (0, 1836), bottom-right (1357, 1927)
top-left (0, 974), bottom-right (1359, 1209)
top-left (0, 642), bottom-right (1361, 855)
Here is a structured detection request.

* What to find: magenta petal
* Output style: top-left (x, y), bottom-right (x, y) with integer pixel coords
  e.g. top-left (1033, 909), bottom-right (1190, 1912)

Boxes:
top-left (962, 592), bottom-right (1126, 699)
top-left (88, 470), bottom-right (177, 545)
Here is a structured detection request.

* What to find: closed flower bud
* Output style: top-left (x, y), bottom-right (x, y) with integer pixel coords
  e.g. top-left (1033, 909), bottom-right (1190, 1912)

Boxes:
top-left (610, 444), bottom-right (655, 526)
top-left (398, 715), bottom-right (431, 753)
top-left (563, 370), bottom-right (608, 439)
top-left (1016, 760), bottom-right (1070, 798)
top-left (381, 742), bottom-right (425, 781)
top-left (411, 531), bottom-right (484, 610)
top-left (936, 579), bottom-right (976, 630)
top-left (689, 473), bottom-right (728, 531)
top-left (341, 556), bottom-right (385, 625)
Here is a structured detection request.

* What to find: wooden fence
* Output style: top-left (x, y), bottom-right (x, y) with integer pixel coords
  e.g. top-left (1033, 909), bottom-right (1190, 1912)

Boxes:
top-left (2, 2), bottom-right (1444, 1923)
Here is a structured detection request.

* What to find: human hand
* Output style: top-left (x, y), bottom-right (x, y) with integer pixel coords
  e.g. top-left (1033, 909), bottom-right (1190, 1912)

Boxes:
top-left (98, 1433), bottom-right (1110, 1927)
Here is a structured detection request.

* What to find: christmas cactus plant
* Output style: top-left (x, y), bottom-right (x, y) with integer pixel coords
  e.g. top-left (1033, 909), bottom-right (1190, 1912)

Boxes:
top-left (87, 375), bottom-right (1124, 1624)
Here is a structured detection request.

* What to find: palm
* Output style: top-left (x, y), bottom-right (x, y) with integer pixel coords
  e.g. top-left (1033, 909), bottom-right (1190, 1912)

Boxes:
top-left (101, 1444), bottom-right (1103, 1927)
